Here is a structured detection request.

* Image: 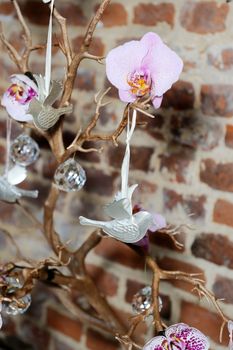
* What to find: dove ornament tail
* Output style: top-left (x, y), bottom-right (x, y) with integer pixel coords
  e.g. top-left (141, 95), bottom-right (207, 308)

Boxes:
top-left (18, 189), bottom-right (38, 199)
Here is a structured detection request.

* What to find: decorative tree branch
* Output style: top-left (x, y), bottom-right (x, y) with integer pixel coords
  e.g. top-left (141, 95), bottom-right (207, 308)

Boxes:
top-left (0, 1), bottom-right (231, 350)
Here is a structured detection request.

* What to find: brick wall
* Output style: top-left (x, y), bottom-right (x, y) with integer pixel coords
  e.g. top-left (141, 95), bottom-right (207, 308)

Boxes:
top-left (0, 0), bottom-right (233, 349)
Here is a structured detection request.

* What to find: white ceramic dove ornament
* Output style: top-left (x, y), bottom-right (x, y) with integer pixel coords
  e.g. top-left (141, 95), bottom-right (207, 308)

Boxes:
top-left (28, 0), bottom-right (73, 131)
top-left (79, 110), bottom-right (153, 243)
top-left (28, 77), bottom-right (73, 131)
top-left (0, 165), bottom-right (38, 203)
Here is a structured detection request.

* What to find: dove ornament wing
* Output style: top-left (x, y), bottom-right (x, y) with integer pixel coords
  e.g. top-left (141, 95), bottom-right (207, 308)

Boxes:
top-left (28, 98), bottom-right (43, 118)
top-left (104, 198), bottom-right (131, 219)
top-left (79, 211), bottom-right (153, 243)
top-left (44, 80), bottom-right (63, 106)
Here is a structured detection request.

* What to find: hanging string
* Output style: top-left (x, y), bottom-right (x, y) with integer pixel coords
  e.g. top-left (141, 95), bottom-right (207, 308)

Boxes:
top-left (121, 108), bottom-right (137, 199)
top-left (44, 0), bottom-right (55, 96)
top-left (4, 117), bottom-right (12, 178)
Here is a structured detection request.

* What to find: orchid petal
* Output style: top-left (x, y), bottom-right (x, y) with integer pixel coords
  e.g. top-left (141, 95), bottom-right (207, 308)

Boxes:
top-left (141, 34), bottom-right (183, 96)
top-left (143, 335), bottom-right (167, 350)
top-left (152, 96), bottom-right (163, 109)
top-left (106, 40), bottom-right (149, 90)
top-left (2, 94), bottom-right (33, 122)
top-left (149, 213), bottom-right (167, 232)
top-left (119, 89), bottom-right (136, 103)
top-left (166, 323), bottom-right (210, 350)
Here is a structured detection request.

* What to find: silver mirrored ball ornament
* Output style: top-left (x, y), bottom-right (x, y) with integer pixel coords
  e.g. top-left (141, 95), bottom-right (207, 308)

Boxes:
top-left (54, 158), bottom-right (86, 192)
top-left (5, 294), bottom-right (31, 316)
top-left (132, 286), bottom-right (162, 314)
top-left (10, 134), bottom-right (39, 166)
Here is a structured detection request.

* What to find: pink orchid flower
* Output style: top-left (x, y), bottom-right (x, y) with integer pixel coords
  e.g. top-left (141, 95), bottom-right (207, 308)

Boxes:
top-left (106, 32), bottom-right (183, 108)
top-left (1, 74), bottom-right (38, 122)
top-left (143, 323), bottom-right (209, 350)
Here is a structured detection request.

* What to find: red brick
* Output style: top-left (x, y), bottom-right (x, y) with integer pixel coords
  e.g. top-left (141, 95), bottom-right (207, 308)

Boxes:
top-left (180, 1), bottom-right (229, 34)
top-left (21, 1), bottom-right (49, 25)
top-left (201, 85), bottom-right (233, 117)
top-left (225, 124), bottom-right (233, 148)
top-left (86, 329), bottom-right (120, 350)
top-left (214, 199), bottom-right (233, 227)
top-left (95, 3), bottom-right (127, 27)
top-left (208, 48), bottom-right (233, 71)
top-left (75, 69), bottom-right (95, 91)
top-left (191, 232), bottom-right (233, 269)
top-left (42, 154), bottom-right (58, 179)
top-left (164, 189), bottom-right (206, 220)
top-left (170, 115), bottom-right (221, 151)
top-left (200, 159), bottom-right (233, 192)
top-left (72, 36), bottom-right (105, 56)
top-left (180, 301), bottom-right (229, 345)
top-left (86, 264), bottom-right (119, 297)
top-left (95, 238), bottom-right (145, 270)
top-left (108, 144), bottom-right (154, 171)
top-left (150, 229), bottom-right (185, 252)
top-left (133, 3), bottom-right (175, 27)
top-left (22, 2), bottom-right (86, 26)
top-left (56, 3), bottom-right (87, 26)
top-left (162, 81), bottom-right (195, 110)
top-left (213, 275), bottom-right (233, 304)
top-left (85, 168), bottom-right (118, 196)
top-left (222, 48), bottom-right (233, 70)
top-left (159, 146), bottom-right (194, 183)
top-left (0, 1), bottom-right (14, 15)
top-left (47, 307), bottom-right (82, 342)
top-left (77, 141), bottom-right (101, 163)
top-left (20, 319), bottom-right (50, 350)
top-left (137, 112), bottom-right (165, 141)
top-left (112, 307), bottom-right (147, 343)
top-left (0, 145), bottom-right (6, 164)
top-left (158, 257), bottom-right (205, 293)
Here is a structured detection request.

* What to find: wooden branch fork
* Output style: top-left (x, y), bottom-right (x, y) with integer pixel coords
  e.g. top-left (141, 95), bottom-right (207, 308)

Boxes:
top-left (0, 1), bottom-right (230, 349)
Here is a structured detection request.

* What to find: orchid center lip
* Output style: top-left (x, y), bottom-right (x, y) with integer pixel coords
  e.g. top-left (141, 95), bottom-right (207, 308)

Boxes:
top-left (8, 83), bottom-right (37, 105)
top-left (127, 70), bottom-right (151, 97)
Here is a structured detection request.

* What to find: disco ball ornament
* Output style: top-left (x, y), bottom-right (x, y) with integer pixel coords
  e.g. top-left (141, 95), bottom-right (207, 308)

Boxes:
top-left (132, 286), bottom-right (162, 314)
top-left (54, 158), bottom-right (86, 192)
top-left (5, 294), bottom-right (31, 316)
top-left (10, 134), bottom-right (39, 166)
top-left (5, 275), bottom-right (23, 293)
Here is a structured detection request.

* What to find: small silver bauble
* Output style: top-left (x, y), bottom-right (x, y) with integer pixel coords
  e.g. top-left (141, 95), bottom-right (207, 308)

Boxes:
top-left (5, 294), bottom-right (31, 316)
top-left (132, 286), bottom-right (162, 314)
top-left (54, 158), bottom-right (86, 192)
top-left (10, 134), bottom-right (40, 166)
top-left (5, 276), bottom-right (23, 293)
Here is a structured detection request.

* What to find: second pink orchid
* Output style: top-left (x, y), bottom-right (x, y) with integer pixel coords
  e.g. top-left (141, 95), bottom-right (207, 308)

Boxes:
top-left (106, 32), bottom-right (183, 108)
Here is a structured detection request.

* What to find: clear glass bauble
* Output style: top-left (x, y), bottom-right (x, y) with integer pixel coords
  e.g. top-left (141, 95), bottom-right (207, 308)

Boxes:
top-left (132, 286), bottom-right (162, 314)
top-left (5, 294), bottom-right (31, 316)
top-left (54, 158), bottom-right (86, 192)
top-left (10, 134), bottom-right (40, 166)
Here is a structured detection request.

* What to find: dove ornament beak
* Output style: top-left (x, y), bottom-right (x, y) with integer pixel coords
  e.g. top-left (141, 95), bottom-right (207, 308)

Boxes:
top-left (79, 109), bottom-right (153, 243)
